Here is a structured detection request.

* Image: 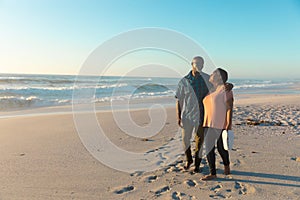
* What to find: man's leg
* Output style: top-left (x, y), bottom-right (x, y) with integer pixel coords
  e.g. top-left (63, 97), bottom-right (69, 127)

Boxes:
top-left (182, 120), bottom-right (193, 169)
top-left (194, 126), bottom-right (204, 172)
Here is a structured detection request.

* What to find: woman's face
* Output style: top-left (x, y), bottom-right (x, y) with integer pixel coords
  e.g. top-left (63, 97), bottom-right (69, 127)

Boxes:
top-left (209, 71), bottom-right (221, 84)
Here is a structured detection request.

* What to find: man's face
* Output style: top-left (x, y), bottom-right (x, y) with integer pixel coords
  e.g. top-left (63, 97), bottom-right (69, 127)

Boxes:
top-left (191, 59), bottom-right (204, 72)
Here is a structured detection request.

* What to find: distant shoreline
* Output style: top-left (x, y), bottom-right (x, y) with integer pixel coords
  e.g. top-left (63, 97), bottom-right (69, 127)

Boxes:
top-left (1, 73), bottom-right (299, 112)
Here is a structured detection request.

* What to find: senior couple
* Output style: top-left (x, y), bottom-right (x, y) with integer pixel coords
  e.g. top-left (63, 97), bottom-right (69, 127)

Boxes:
top-left (175, 56), bottom-right (234, 181)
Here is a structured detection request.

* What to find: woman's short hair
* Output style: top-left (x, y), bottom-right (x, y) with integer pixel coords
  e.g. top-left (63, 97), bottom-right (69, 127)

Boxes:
top-left (215, 68), bottom-right (228, 83)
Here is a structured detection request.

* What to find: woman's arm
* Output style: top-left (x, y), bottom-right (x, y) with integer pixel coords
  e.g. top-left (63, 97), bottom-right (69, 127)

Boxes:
top-left (225, 97), bottom-right (234, 130)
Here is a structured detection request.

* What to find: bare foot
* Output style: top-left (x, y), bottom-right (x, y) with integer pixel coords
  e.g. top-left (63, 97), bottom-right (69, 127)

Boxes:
top-left (224, 165), bottom-right (231, 175)
top-left (201, 174), bottom-right (217, 181)
top-left (193, 167), bottom-right (201, 173)
top-left (184, 161), bottom-right (193, 170)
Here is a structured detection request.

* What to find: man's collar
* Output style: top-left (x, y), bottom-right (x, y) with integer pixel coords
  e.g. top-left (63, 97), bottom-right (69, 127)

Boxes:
top-left (188, 70), bottom-right (201, 78)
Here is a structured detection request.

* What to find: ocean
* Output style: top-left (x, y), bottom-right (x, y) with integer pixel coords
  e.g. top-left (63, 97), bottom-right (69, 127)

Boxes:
top-left (0, 73), bottom-right (299, 111)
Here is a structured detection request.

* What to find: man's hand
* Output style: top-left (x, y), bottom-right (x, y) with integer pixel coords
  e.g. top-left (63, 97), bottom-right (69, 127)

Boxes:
top-left (176, 100), bottom-right (183, 128)
top-left (224, 82), bottom-right (234, 92)
top-left (177, 118), bottom-right (183, 128)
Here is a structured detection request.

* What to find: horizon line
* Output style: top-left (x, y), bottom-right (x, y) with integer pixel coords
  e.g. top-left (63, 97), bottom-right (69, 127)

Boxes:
top-left (0, 72), bottom-right (299, 80)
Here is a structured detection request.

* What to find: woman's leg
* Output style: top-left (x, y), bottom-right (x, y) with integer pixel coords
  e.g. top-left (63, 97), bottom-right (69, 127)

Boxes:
top-left (206, 145), bottom-right (216, 175)
top-left (201, 128), bottom-right (218, 180)
top-left (217, 132), bottom-right (230, 174)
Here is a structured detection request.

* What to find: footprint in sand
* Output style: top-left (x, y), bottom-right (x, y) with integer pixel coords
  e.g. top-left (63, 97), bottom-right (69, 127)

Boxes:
top-left (164, 160), bottom-right (183, 172)
top-left (157, 152), bottom-right (167, 160)
top-left (209, 193), bottom-right (226, 199)
top-left (171, 191), bottom-right (186, 200)
top-left (210, 184), bottom-right (222, 191)
top-left (145, 175), bottom-right (158, 183)
top-left (235, 181), bottom-right (256, 195)
top-left (130, 171), bottom-right (144, 177)
top-left (146, 149), bottom-right (156, 153)
top-left (209, 184), bottom-right (235, 199)
top-left (165, 166), bottom-right (181, 173)
top-left (185, 179), bottom-right (197, 187)
top-left (234, 181), bottom-right (242, 189)
top-left (168, 163), bottom-right (177, 167)
top-left (176, 160), bottom-right (184, 164)
top-left (233, 159), bottom-right (242, 167)
top-left (156, 160), bottom-right (164, 166)
top-left (114, 185), bottom-right (135, 194)
top-left (168, 160), bottom-right (181, 167)
top-left (152, 186), bottom-right (170, 197)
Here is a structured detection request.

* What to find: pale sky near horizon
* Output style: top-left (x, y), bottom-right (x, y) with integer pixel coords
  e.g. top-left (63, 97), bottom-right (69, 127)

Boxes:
top-left (0, 0), bottom-right (300, 78)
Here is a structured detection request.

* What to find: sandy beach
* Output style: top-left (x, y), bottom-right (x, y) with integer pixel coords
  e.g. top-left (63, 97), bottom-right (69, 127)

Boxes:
top-left (0, 94), bottom-right (299, 200)
top-left (2, 0), bottom-right (300, 199)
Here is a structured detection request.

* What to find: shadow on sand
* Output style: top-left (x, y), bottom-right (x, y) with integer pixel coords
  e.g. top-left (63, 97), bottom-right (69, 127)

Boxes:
top-left (218, 170), bottom-right (300, 188)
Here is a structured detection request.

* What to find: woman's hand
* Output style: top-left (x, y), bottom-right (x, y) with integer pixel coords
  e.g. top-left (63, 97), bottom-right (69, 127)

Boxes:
top-left (225, 97), bottom-right (234, 131)
top-left (225, 125), bottom-right (231, 131)
top-left (177, 118), bottom-right (183, 128)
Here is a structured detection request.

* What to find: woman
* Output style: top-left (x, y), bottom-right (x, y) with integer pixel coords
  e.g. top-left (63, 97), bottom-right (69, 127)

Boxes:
top-left (201, 68), bottom-right (234, 180)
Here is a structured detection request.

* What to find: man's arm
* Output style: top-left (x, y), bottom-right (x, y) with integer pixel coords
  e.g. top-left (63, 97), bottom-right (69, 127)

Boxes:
top-left (176, 100), bottom-right (183, 128)
top-left (224, 82), bottom-right (234, 92)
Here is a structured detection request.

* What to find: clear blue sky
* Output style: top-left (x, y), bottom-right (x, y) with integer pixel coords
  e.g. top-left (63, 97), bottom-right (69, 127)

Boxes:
top-left (1, 0), bottom-right (300, 78)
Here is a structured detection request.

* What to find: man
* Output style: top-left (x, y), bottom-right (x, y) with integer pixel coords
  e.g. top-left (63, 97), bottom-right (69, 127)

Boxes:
top-left (175, 56), bottom-right (211, 173)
